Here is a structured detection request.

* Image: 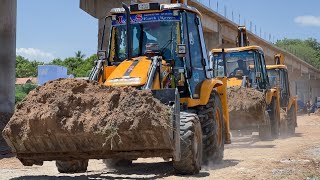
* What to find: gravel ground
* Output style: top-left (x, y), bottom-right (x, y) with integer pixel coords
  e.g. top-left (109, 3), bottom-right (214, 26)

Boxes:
top-left (0, 114), bottom-right (319, 180)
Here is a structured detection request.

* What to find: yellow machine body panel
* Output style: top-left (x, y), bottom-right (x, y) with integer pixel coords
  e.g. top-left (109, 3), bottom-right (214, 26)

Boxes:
top-left (216, 77), bottom-right (231, 144)
top-left (227, 77), bottom-right (242, 87)
top-left (266, 63), bottom-right (298, 112)
top-left (104, 57), bottom-right (151, 87)
top-left (110, 3), bottom-right (201, 17)
top-left (211, 45), bottom-right (263, 54)
top-left (180, 79), bottom-right (223, 107)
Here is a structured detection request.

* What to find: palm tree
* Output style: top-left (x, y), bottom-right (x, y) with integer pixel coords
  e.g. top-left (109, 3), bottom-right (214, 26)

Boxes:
top-left (75, 51), bottom-right (85, 59)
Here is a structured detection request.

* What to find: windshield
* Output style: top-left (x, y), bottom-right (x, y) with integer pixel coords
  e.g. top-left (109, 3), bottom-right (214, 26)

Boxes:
top-left (267, 69), bottom-right (278, 87)
top-left (111, 21), bottom-right (179, 62)
top-left (213, 50), bottom-right (255, 77)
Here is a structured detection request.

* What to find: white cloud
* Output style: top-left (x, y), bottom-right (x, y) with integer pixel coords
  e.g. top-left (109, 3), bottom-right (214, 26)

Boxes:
top-left (16, 48), bottom-right (55, 62)
top-left (294, 15), bottom-right (320, 27)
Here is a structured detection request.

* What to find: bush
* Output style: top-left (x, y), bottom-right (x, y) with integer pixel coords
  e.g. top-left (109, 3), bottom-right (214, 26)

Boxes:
top-left (15, 83), bottom-right (38, 103)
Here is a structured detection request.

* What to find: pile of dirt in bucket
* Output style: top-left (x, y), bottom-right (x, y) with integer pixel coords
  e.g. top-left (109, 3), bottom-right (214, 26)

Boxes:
top-left (3, 79), bottom-right (172, 152)
top-left (227, 86), bottom-right (266, 129)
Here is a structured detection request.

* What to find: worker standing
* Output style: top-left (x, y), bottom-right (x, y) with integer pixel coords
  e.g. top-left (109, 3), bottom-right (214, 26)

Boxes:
top-left (306, 100), bottom-right (311, 116)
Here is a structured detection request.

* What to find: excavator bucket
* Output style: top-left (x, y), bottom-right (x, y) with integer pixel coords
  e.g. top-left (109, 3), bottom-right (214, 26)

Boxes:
top-left (2, 79), bottom-right (180, 166)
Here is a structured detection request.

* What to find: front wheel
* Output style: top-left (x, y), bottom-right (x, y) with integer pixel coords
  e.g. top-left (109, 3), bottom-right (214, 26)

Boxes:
top-left (287, 107), bottom-right (297, 136)
top-left (259, 111), bottom-right (272, 141)
top-left (56, 160), bottom-right (88, 173)
top-left (269, 98), bottom-right (279, 139)
top-left (197, 91), bottom-right (225, 164)
top-left (173, 112), bottom-right (202, 175)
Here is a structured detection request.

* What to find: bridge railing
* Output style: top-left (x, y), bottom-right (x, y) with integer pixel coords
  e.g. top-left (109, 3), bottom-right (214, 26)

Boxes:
top-left (195, 0), bottom-right (275, 43)
top-left (194, 0), bottom-right (318, 70)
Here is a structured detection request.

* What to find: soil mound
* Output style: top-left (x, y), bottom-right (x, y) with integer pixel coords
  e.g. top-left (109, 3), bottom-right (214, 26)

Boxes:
top-left (227, 86), bottom-right (266, 129)
top-left (3, 79), bottom-right (172, 152)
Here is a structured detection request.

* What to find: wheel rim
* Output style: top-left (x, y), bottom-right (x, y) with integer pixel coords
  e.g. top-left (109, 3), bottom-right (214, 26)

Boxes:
top-left (215, 108), bottom-right (222, 146)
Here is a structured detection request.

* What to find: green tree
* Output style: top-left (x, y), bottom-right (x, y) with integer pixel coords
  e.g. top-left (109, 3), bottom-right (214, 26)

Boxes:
top-left (276, 38), bottom-right (320, 69)
top-left (15, 83), bottom-right (38, 103)
top-left (16, 56), bottom-right (44, 78)
top-left (75, 51), bottom-right (86, 59)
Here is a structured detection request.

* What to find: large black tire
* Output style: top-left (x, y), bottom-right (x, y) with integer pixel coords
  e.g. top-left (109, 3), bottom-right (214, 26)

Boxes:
top-left (173, 112), bottom-right (202, 175)
top-left (103, 159), bottom-right (133, 168)
top-left (287, 106), bottom-right (297, 136)
top-left (259, 111), bottom-right (272, 141)
top-left (197, 91), bottom-right (225, 164)
top-left (56, 160), bottom-right (88, 173)
top-left (269, 98), bottom-right (279, 139)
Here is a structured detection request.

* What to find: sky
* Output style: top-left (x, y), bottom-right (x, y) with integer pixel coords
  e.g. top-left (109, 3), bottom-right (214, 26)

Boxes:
top-left (17, 0), bottom-right (320, 62)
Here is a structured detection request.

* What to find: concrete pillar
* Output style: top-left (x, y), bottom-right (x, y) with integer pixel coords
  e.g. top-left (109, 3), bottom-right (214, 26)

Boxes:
top-left (0, 0), bottom-right (16, 113)
top-left (295, 74), bottom-right (312, 102)
top-left (204, 32), bottom-right (222, 51)
top-left (80, 0), bottom-right (131, 51)
top-left (310, 80), bottom-right (320, 103)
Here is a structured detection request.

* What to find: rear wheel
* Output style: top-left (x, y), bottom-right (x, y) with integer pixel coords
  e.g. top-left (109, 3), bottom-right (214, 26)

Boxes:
top-left (103, 159), bottom-right (133, 168)
top-left (280, 110), bottom-right (288, 137)
top-left (269, 98), bottom-right (279, 139)
top-left (197, 91), bottom-right (225, 164)
top-left (287, 106), bottom-right (296, 136)
top-left (259, 111), bottom-right (272, 141)
top-left (56, 160), bottom-right (88, 173)
top-left (173, 112), bottom-right (202, 175)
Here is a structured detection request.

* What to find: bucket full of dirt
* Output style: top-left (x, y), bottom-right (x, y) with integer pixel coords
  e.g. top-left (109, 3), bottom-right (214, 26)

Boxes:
top-left (2, 79), bottom-right (175, 163)
top-left (227, 86), bottom-right (266, 129)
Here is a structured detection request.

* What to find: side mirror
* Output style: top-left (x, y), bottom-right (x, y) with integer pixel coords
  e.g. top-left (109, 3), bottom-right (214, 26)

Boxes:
top-left (256, 72), bottom-right (262, 80)
top-left (97, 50), bottom-right (107, 60)
top-left (177, 44), bottom-right (186, 58)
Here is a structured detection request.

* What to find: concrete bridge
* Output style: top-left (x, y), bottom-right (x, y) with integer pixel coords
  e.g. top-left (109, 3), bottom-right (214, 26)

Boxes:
top-left (0, 0), bottom-right (319, 113)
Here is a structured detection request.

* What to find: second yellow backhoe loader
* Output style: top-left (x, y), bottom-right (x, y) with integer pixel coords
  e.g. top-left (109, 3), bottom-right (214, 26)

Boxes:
top-left (3, 1), bottom-right (230, 175)
top-left (211, 26), bottom-right (281, 140)
top-left (267, 54), bottom-right (297, 136)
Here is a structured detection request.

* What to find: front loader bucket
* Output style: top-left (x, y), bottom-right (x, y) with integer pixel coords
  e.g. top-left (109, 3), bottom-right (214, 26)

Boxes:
top-left (2, 79), bottom-right (180, 166)
top-left (227, 86), bottom-right (266, 129)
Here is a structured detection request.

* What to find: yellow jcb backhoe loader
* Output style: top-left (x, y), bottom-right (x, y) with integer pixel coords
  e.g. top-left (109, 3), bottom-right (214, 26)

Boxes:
top-left (266, 54), bottom-right (298, 136)
top-left (210, 26), bottom-right (281, 140)
top-left (3, 1), bottom-right (230, 175)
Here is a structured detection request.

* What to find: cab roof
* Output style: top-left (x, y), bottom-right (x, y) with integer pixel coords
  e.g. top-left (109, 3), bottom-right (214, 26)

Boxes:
top-left (110, 3), bottom-right (201, 16)
top-left (266, 65), bottom-right (287, 70)
top-left (211, 46), bottom-right (263, 53)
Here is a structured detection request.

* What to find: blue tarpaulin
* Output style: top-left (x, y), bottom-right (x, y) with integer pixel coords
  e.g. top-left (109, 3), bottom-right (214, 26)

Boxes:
top-left (38, 65), bottom-right (68, 85)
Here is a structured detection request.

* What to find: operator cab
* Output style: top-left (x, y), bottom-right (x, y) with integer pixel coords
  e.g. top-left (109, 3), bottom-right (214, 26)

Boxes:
top-left (211, 46), bottom-right (270, 90)
top-left (98, 3), bottom-right (212, 99)
top-left (267, 67), bottom-right (290, 107)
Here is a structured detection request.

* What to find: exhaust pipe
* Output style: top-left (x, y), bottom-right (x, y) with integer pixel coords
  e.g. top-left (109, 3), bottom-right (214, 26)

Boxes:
top-left (122, 3), bottom-right (132, 60)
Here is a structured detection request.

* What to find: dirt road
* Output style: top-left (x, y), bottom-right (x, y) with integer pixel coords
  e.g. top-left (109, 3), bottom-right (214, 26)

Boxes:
top-left (1, 114), bottom-right (319, 180)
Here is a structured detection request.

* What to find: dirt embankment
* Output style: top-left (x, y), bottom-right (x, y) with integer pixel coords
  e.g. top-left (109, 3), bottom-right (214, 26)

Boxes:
top-left (3, 79), bottom-right (172, 153)
top-left (227, 86), bottom-right (266, 129)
